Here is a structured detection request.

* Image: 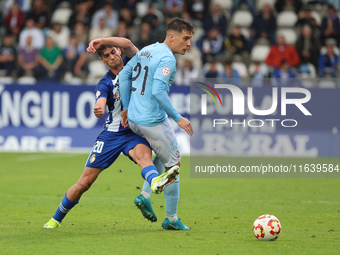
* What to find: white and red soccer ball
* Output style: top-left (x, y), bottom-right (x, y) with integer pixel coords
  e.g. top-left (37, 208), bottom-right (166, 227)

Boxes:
top-left (253, 214), bottom-right (282, 241)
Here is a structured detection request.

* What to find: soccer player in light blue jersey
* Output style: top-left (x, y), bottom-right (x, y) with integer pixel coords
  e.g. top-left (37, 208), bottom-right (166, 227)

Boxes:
top-left (43, 37), bottom-right (179, 229)
top-left (119, 18), bottom-right (194, 230)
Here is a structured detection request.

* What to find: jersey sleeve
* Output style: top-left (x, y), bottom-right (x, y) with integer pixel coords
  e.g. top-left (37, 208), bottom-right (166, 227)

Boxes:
top-left (153, 54), bottom-right (176, 84)
top-left (95, 80), bottom-right (110, 102)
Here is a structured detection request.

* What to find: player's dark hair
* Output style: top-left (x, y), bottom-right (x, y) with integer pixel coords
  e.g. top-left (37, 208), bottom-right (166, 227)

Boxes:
top-left (166, 18), bottom-right (195, 35)
top-left (96, 44), bottom-right (113, 57)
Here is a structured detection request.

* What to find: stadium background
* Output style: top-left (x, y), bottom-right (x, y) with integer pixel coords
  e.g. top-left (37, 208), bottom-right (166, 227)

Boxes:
top-left (0, 0), bottom-right (340, 155)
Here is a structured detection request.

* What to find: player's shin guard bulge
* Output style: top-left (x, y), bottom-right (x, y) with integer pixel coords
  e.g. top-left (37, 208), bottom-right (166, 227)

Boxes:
top-left (151, 165), bottom-right (180, 194)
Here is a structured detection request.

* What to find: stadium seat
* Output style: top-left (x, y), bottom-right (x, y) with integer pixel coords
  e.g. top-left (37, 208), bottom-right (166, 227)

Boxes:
top-left (202, 62), bottom-right (224, 78)
top-left (0, 77), bottom-right (14, 84)
top-left (232, 10), bottom-right (253, 27)
top-left (87, 60), bottom-right (109, 85)
top-left (248, 63), bottom-right (269, 77)
top-left (212, 0), bottom-right (232, 10)
top-left (153, 9), bottom-right (164, 24)
top-left (311, 11), bottom-right (321, 26)
top-left (51, 8), bottom-right (73, 25)
top-left (256, 0), bottom-right (276, 10)
top-left (277, 11), bottom-right (298, 27)
top-left (192, 27), bottom-right (205, 44)
top-left (136, 2), bottom-right (148, 18)
top-left (277, 29), bottom-right (297, 45)
top-left (240, 27), bottom-right (250, 39)
top-left (318, 80), bottom-right (337, 88)
top-left (250, 45), bottom-right (270, 62)
top-left (232, 62), bottom-right (248, 77)
top-left (17, 76), bottom-right (37, 85)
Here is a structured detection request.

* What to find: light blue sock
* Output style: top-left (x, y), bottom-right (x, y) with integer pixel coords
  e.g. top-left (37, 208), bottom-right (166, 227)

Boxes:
top-left (164, 177), bottom-right (179, 217)
top-left (142, 157), bottom-right (164, 194)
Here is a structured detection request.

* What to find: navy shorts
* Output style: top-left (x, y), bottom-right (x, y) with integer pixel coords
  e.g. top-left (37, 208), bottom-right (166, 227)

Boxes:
top-left (85, 129), bottom-right (151, 169)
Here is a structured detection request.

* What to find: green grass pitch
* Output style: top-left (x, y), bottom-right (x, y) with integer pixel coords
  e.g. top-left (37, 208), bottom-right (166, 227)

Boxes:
top-left (0, 153), bottom-right (339, 254)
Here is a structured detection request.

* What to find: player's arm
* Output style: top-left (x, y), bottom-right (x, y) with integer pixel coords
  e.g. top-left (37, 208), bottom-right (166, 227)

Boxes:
top-left (152, 79), bottom-right (193, 136)
top-left (87, 37), bottom-right (139, 58)
top-left (94, 97), bottom-right (106, 118)
top-left (119, 55), bottom-right (137, 111)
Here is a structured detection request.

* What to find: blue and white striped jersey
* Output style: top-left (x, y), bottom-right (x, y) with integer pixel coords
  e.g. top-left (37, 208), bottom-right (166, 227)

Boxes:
top-left (95, 57), bottom-right (129, 133)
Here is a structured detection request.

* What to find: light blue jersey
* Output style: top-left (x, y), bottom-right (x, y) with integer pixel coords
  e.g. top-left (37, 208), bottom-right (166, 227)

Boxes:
top-left (120, 42), bottom-right (182, 126)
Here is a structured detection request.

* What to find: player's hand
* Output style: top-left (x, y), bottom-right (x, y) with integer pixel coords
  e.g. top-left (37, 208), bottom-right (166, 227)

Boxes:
top-left (121, 110), bottom-right (129, 128)
top-left (87, 38), bottom-right (102, 53)
top-left (177, 117), bottom-right (193, 136)
top-left (94, 105), bottom-right (105, 118)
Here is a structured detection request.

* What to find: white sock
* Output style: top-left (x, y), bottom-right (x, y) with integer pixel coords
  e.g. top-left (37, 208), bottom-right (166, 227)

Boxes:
top-left (166, 215), bottom-right (178, 222)
top-left (141, 190), bottom-right (150, 199)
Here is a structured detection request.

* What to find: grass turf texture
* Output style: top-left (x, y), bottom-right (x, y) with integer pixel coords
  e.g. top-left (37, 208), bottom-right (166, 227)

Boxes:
top-left (0, 153), bottom-right (339, 255)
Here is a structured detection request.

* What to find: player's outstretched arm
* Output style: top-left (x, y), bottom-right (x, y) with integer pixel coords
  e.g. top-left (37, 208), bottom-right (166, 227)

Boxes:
top-left (93, 97), bottom-right (106, 118)
top-left (87, 37), bottom-right (138, 58)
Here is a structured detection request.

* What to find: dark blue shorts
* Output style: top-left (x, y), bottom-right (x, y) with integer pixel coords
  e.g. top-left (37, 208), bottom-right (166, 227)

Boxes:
top-left (85, 129), bottom-right (151, 169)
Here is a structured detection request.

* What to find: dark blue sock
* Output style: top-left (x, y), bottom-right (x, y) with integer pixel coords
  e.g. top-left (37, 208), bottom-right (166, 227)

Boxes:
top-left (52, 193), bottom-right (78, 222)
top-left (141, 165), bottom-right (159, 186)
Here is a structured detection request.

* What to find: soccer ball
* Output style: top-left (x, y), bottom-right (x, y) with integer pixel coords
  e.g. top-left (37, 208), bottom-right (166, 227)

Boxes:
top-left (253, 214), bottom-right (282, 241)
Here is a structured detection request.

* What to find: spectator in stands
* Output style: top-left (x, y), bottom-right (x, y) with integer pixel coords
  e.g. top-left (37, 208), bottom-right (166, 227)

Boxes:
top-left (320, 4), bottom-right (340, 46)
top-left (275, 0), bottom-right (303, 14)
top-left (0, 35), bottom-right (17, 76)
top-left (63, 34), bottom-right (88, 78)
top-left (186, 0), bottom-right (206, 21)
top-left (224, 26), bottom-right (248, 60)
top-left (249, 3), bottom-right (277, 50)
top-left (120, 0), bottom-right (137, 22)
top-left (141, 4), bottom-right (159, 29)
top-left (91, 4), bottom-right (118, 32)
top-left (120, 7), bottom-right (135, 30)
top-left (74, 22), bottom-right (88, 45)
top-left (5, 2), bottom-right (25, 37)
top-left (265, 34), bottom-right (300, 69)
top-left (295, 6), bottom-right (319, 33)
top-left (197, 27), bottom-right (225, 64)
top-left (177, 44), bottom-right (202, 69)
top-left (203, 3), bottom-right (227, 37)
top-left (174, 59), bottom-right (199, 86)
top-left (135, 22), bottom-right (157, 50)
top-left (318, 44), bottom-right (339, 80)
top-left (36, 36), bottom-right (63, 81)
top-left (327, 0), bottom-right (339, 10)
top-left (203, 60), bottom-right (221, 79)
top-left (50, 22), bottom-right (71, 50)
top-left (250, 62), bottom-right (266, 87)
top-left (26, 0), bottom-right (49, 29)
top-left (295, 25), bottom-right (321, 71)
top-left (114, 20), bottom-right (130, 39)
top-left (232, 0), bottom-right (255, 17)
top-left (164, 0), bottom-right (184, 19)
top-left (89, 17), bottom-right (113, 41)
top-left (271, 60), bottom-right (300, 86)
top-left (68, 1), bottom-right (92, 29)
top-left (221, 60), bottom-right (241, 86)
top-left (19, 19), bottom-right (45, 49)
top-left (17, 35), bottom-right (40, 78)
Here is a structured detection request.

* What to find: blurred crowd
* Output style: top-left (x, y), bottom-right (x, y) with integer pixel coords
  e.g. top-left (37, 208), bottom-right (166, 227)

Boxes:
top-left (0, 0), bottom-right (339, 87)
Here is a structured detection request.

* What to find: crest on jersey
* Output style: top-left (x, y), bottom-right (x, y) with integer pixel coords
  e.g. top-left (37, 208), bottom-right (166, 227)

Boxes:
top-left (162, 66), bottom-right (171, 76)
top-left (96, 91), bottom-right (101, 99)
top-left (90, 154), bottom-right (96, 163)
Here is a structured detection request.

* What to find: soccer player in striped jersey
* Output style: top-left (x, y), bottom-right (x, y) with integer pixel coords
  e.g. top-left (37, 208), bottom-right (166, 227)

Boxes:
top-left (43, 37), bottom-right (179, 229)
